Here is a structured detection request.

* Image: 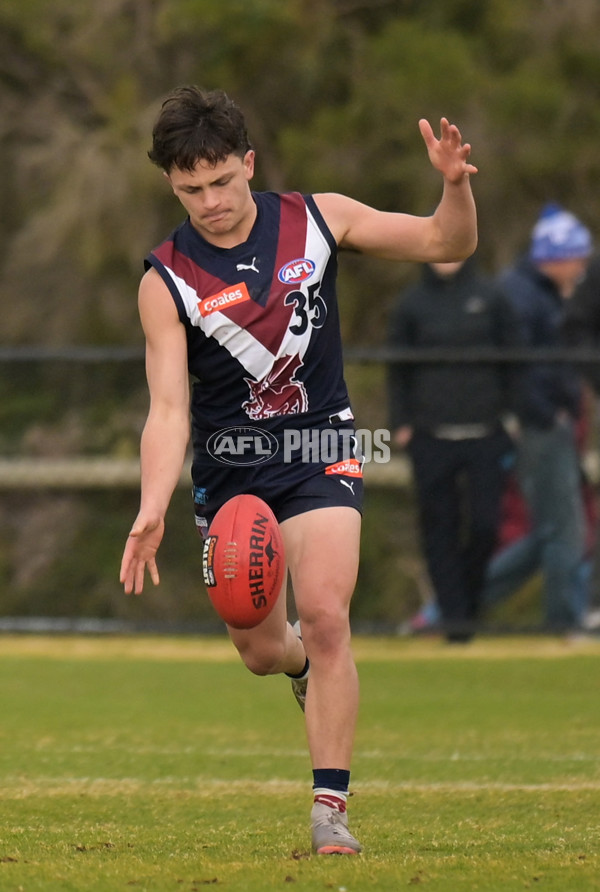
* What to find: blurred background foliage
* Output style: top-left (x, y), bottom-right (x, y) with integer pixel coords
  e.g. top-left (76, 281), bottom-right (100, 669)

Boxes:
top-left (0, 0), bottom-right (599, 626)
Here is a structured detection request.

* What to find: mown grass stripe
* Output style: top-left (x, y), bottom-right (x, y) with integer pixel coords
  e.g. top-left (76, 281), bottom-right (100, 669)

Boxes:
top-left (0, 633), bottom-right (598, 662)
top-left (4, 777), bottom-right (600, 799)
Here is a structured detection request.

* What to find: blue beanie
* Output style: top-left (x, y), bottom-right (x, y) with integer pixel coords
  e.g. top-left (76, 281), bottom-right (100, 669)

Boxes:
top-left (530, 202), bottom-right (592, 263)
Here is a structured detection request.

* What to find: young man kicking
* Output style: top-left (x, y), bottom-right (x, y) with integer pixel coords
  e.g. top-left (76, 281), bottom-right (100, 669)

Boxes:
top-left (120, 85), bottom-right (478, 854)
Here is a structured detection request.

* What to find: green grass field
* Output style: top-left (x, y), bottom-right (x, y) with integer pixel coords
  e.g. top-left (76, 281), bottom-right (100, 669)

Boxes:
top-left (0, 634), bottom-right (599, 891)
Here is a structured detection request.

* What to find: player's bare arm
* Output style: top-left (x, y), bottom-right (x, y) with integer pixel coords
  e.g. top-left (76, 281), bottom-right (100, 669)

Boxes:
top-left (120, 269), bottom-right (191, 595)
top-left (315, 117), bottom-right (477, 263)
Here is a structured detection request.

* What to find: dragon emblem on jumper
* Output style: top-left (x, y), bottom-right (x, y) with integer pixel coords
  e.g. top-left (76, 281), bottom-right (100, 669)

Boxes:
top-left (242, 353), bottom-right (308, 420)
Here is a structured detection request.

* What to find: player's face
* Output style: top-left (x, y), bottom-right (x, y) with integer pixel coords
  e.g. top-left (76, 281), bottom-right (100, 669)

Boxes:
top-left (166, 151), bottom-right (256, 246)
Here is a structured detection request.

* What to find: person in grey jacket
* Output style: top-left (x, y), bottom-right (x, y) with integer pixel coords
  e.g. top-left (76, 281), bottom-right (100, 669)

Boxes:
top-left (389, 254), bottom-right (519, 641)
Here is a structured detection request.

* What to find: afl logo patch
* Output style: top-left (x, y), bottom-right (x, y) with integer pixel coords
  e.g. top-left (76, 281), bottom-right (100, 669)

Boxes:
top-left (278, 258), bottom-right (316, 285)
top-left (206, 426), bottom-right (279, 466)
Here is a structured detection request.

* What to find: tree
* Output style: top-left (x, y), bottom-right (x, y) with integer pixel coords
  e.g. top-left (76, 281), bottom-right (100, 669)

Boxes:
top-left (0, 0), bottom-right (599, 346)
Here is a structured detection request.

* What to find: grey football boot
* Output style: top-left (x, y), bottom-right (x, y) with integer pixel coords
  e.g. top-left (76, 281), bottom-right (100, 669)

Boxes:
top-left (311, 801), bottom-right (362, 855)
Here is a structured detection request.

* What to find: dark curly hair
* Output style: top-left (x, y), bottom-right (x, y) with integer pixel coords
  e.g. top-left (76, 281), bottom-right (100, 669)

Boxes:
top-left (148, 86), bottom-right (252, 172)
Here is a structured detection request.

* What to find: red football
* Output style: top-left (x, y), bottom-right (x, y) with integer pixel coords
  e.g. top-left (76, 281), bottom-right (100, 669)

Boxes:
top-left (202, 494), bottom-right (286, 629)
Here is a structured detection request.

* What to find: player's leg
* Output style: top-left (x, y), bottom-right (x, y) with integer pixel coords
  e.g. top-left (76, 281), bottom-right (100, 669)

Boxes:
top-left (281, 505), bottom-right (362, 853)
top-left (226, 575), bottom-right (307, 678)
top-left (281, 505), bottom-right (360, 767)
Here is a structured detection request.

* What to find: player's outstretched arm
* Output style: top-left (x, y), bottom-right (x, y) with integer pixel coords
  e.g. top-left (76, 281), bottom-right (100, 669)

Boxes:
top-left (417, 116), bottom-right (478, 260)
top-left (315, 117), bottom-right (477, 264)
top-left (120, 269), bottom-right (191, 595)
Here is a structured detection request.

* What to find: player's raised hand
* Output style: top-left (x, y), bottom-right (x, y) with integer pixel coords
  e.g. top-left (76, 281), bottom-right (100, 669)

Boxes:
top-left (419, 117), bottom-right (478, 185)
top-left (120, 515), bottom-right (164, 595)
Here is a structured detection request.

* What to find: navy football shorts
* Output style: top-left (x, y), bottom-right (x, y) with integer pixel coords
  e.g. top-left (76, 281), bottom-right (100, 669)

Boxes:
top-left (191, 423), bottom-right (364, 537)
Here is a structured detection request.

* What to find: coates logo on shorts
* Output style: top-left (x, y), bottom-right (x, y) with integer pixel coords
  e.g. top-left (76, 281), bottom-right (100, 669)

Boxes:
top-left (278, 258), bottom-right (316, 285)
top-left (207, 427), bottom-right (279, 465)
top-left (325, 458), bottom-right (363, 477)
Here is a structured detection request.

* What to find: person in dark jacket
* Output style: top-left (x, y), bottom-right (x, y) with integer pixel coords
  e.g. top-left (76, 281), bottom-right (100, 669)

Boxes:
top-left (498, 203), bottom-right (593, 632)
top-left (564, 253), bottom-right (600, 390)
top-left (388, 254), bottom-right (519, 641)
top-left (563, 255), bottom-right (600, 628)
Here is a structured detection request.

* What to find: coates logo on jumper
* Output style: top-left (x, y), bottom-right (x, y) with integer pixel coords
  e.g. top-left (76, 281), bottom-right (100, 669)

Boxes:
top-left (198, 282), bottom-right (251, 317)
top-left (206, 426), bottom-right (279, 466)
top-left (325, 458), bottom-right (363, 477)
top-left (278, 258), bottom-right (316, 285)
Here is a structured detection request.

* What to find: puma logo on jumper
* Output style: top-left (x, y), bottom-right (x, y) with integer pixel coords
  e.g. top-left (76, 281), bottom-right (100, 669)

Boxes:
top-left (236, 257), bottom-right (259, 273)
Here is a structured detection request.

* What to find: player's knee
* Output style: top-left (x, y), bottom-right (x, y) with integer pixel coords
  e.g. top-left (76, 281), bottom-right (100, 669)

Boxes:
top-left (299, 607), bottom-right (350, 657)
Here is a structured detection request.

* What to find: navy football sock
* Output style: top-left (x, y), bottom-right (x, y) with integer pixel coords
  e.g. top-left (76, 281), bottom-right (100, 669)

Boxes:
top-left (285, 657), bottom-right (309, 680)
top-left (312, 769), bottom-right (350, 813)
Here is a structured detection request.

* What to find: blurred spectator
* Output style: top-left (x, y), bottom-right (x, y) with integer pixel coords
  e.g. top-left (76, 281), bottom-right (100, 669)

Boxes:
top-left (484, 470), bottom-right (597, 626)
top-left (388, 255), bottom-right (519, 642)
top-left (485, 387), bottom-right (597, 625)
top-left (563, 252), bottom-right (600, 628)
top-left (497, 203), bottom-right (593, 632)
top-left (406, 438), bottom-right (598, 635)
top-left (564, 253), bottom-right (600, 381)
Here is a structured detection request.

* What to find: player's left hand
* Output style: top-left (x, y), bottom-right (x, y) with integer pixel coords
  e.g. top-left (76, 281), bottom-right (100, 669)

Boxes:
top-left (419, 117), bottom-right (478, 184)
